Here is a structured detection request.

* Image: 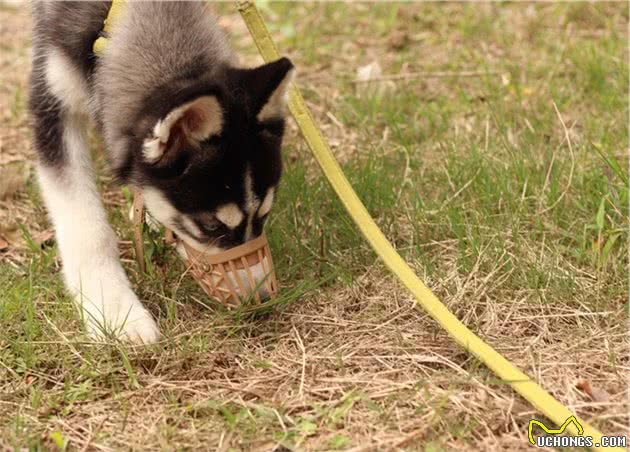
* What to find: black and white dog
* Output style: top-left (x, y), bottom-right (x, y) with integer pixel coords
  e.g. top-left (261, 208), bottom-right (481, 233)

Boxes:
top-left (30, 1), bottom-right (293, 343)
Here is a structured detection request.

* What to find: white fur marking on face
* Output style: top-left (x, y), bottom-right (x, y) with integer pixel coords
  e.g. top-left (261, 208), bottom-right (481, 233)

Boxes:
top-left (257, 188), bottom-right (275, 218)
top-left (257, 68), bottom-right (295, 122)
top-left (181, 216), bottom-right (203, 238)
top-left (243, 168), bottom-right (259, 214)
top-left (142, 96), bottom-right (223, 163)
top-left (142, 187), bottom-right (177, 229)
top-left (45, 49), bottom-right (89, 115)
top-left (216, 203), bottom-right (244, 229)
top-left (243, 167), bottom-right (260, 241)
top-left (143, 187), bottom-right (214, 251)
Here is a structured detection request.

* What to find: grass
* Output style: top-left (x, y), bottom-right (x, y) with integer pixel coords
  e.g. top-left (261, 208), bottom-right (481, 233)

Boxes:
top-left (0, 1), bottom-right (628, 450)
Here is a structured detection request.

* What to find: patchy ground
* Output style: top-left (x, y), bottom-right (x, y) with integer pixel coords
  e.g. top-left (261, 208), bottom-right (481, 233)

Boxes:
top-left (0, 2), bottom-right (628, 451)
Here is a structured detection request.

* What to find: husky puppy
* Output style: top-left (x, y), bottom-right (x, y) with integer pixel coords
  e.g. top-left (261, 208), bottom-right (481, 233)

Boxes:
top-left (30, 1), bottom-right (293, 343)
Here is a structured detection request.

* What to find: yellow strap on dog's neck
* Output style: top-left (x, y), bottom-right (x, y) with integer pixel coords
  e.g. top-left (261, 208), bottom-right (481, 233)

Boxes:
top-left (92, 0), bottom-right (126, 56)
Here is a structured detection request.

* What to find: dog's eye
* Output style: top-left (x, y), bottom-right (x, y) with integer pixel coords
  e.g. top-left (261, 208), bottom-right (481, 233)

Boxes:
top-left (193, 216), bottom-right (226, 237)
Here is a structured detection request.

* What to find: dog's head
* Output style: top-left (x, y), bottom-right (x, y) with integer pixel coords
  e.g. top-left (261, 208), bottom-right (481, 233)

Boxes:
top-left (136, 58), bottom-right (293, 253)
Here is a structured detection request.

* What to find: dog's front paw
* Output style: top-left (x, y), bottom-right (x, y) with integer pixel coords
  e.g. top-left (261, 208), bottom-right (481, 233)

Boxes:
top-left (80, 289), bottom-right (160, 344)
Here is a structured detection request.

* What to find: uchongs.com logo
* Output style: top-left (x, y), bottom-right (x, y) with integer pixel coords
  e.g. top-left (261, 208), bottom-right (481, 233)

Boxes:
top-left (528, 416), bottom-right (627, 448)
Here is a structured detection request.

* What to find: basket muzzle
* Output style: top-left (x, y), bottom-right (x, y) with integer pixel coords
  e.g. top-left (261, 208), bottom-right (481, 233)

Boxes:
top-left (131, 190), bottom-right (278, 307)
top-left (180, 233), bottom-right (278, 307)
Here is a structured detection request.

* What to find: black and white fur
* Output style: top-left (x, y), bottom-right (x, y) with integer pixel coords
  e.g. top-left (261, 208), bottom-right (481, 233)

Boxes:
top-left (30, 1), bottom-right (294, 343)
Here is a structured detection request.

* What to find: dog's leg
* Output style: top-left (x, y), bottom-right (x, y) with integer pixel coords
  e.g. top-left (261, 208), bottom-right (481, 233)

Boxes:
top-left (30, 50), bottom-right (159, 343)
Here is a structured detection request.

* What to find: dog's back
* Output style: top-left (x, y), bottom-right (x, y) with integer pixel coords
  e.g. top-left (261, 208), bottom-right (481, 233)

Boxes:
top-left (31, 1), bottom-right (110, 77)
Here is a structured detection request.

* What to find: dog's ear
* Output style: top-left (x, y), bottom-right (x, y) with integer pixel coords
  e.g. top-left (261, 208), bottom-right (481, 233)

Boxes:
top-left (142, 95), bottom-right (223, 165)
top-left (233, 57), bottom-right (294, 122)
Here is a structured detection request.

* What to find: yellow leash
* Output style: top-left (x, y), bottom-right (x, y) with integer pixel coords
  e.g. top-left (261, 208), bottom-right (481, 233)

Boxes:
top-left (92, 1), bottom-right (621, 449)
top-left (93, 0), bottom-right (126, 56)
top-left (237, 2), bottom-right (620, 450)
